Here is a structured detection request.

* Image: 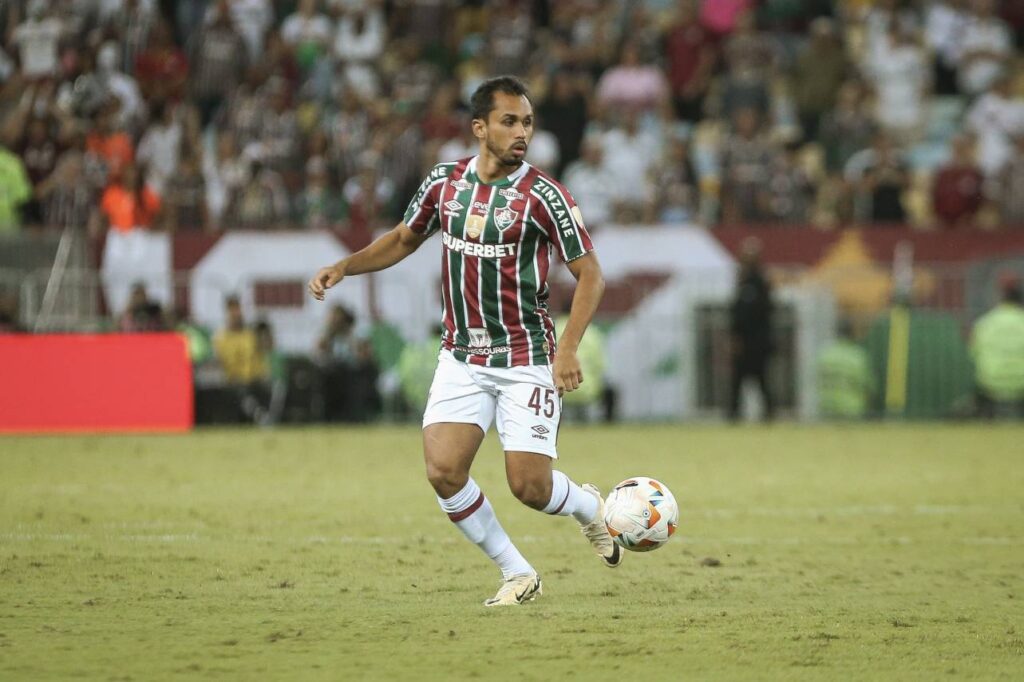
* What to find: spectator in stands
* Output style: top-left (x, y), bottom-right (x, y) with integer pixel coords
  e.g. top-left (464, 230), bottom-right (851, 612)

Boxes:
top-left (136, 101), bottom-right (182, 194)
top-left (96, 42), bottom-right (145, 132)
top-left (719, 107), bottom-right (777, 223)
top-left (965, 76), bottom-right (1024, 178)
top-left (958, 0), bottom-right (1014, 96)
top-left (701, 0), bottom-right (754, 39)
top-left (190, 2), bottom-right (249, 127)
top-left (0, 293), bottom-right (22, 332)
top-left (0, 144), bottom-right (32, 234)
top-left (12, 116), bottom-right (60, 225)
top-left (316, 304), bottom-right (380, 422)
top-left (651, 134), bottom-right (700, 224)
top-left (86, 100), bottom-right (135, 179)
top-left (332, 0), bottom-right (387, 100)
top-left (664, 0), bottom-right (715, 123)
top-left (563, 135), bottom-right (619, 229)
top-left (818, 81), bottom-right (876, 174)
top-left (253, 319), bottom-right (286, 425)
top-left (227, 159), bottom-right (289, 229)
top-left (485, 1), bottom-right (533, 75)
top-left (214, 0), bottom-right (273, 63)
top-left (343, 151), bottom-right (394, 232)
top-left (163, 152), bottom-right (208, 232)
top-left (845, 133), bottom-right (911, 224)
top-left (718, 9), bottom-right (776, 120)
top-left (35, 131), bottom-right (98, 230)
top-left (971, 276), bottom-right (1024, 418)
top-left (925, 0), bottom-right (970, 95)
top-left (765, 141), bottom-right (813, 224)
top-left (258, 80), bottom-right (302, 183)
top-left (203, 131), bottom-right (248, 229)
top-left (537, 71), bottom-right (589, 176)
top-left (134, 20), bottom-right (189, 104)
top-left (96, 163), bottom-right (161, 236)
top-left (816, 319), bottom-right (874, 419)
top-left (728, 238), bottom-right (775, 422)
top-left (993, 132), bottom-right (1024, 225)
top-left (600, 108), bottom-right (662, 222)
top-left (793, 18), bottom-right (848, 143)
top-left (596, 41), bottom-right (669, 115)
top-left (298, 156), bottom-right (346, 229)
top-left (932, 134), bottom-right (984, 227)
top-left (214, 295), bottom-right (264, 385)
top-left (11, 0), bottom-right (64, 81)
top-left (281, 0), bottom-right (332, 75)
top-left (119, 282), bottom-right (166, 332)
top-left (863, 22), bottom-right (929, 143)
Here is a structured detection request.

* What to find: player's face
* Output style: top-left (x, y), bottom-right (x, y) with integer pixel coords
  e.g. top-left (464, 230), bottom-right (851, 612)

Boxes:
top-left (478, 92), bottom-right (534, 167)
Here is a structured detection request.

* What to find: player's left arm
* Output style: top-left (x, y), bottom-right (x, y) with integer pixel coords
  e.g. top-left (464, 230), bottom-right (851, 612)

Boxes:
top-left (553, 252), bottom-right (605, 396)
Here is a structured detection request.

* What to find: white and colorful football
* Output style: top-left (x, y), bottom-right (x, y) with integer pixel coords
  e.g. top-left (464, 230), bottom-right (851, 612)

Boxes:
top-left (603, 477), bottom-right (679, 552)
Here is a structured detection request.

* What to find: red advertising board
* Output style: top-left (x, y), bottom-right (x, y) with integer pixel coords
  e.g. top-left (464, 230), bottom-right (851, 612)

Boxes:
top-left (0, 334), bottom-right (193, 433)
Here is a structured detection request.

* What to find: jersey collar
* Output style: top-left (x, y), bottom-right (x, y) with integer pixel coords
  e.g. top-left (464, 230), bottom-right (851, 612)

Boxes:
top-left (465, 155), bottom-right (532, 188)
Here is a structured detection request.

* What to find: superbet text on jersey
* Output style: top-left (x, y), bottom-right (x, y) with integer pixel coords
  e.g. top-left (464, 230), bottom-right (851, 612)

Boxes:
top-left (404, 156), bottom-right (594, 368)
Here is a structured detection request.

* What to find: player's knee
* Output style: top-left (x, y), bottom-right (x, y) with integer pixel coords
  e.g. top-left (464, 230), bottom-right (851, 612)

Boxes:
top-left (508, 475), bottom-right (550, 510)
top-left (425, 460), bottom-right (469, 498)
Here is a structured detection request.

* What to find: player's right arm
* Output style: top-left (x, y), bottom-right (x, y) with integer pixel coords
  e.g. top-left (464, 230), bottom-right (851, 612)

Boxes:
top-left (307, 222), bottom-right (428, 301)
top-left (309, 162), bottom-right (454, 301)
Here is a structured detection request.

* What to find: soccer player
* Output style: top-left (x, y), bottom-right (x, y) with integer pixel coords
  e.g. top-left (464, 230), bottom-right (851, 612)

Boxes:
top-left (308, 76), bottom-right (620, 606)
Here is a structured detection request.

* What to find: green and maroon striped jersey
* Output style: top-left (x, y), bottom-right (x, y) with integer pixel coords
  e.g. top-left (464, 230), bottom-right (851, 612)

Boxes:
top-left (403, 156), bottom-right (594, 367)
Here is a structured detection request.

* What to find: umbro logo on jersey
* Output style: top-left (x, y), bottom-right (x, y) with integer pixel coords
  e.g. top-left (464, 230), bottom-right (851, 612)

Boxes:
top-left (451, 179), bottom-right (472, 192)
top-left (494, 207), bottom-right (518, 231)
top-left (499, 188), bottom-right (525, 201)
top-left (444, 200), bottom-right (463, 212)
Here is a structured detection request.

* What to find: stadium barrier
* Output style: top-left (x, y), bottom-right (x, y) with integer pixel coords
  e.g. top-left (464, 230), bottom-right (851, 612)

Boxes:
top-left (2, 224), bottom-right (1022, 421)
top-left (0, 333), bottom-right (193, 433)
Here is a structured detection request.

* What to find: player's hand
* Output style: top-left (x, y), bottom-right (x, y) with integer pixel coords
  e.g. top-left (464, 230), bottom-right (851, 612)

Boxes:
top-left (308, 264), bottom-right (345, 301)
top-left (552, 349), bottom-right (583, 396)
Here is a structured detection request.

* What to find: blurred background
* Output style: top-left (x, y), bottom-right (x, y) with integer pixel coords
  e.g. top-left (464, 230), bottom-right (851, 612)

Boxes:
top-left (0, 0), bottom-right (1023, 427)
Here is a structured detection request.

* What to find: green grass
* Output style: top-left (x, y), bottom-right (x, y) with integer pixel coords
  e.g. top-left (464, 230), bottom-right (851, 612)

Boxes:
top-left (1, 424), bottom-right (1022, 681)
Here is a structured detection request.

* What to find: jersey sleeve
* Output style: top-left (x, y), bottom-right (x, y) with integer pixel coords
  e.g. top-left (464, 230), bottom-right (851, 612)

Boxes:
top-left (403, 164), bottom-right (450, 236)
top-left (532, 178), bottom-right (594, 262)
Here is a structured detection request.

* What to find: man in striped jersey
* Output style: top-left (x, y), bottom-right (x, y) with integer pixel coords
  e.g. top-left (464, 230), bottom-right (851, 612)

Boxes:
top-left (308, 76), bottom-right (619, 606)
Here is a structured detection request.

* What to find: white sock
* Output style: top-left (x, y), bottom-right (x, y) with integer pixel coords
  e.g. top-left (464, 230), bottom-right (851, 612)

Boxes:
top-left (438, 478), bottom-right (534, 579)
top-left (543, 470), bottom-right (599, 525)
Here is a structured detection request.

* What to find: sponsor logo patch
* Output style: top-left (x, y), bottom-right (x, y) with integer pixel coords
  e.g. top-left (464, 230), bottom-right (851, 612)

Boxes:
top-left (444, 200), bottom-right (463, 212)
top-left (500, 188), bottom-right (525, 201)
top-left (494, 207), bottom-right (518, 231)
top-left (571, 205), bottom-right (585, 227)
top-left (466, 214), bottom-right (485, 239)
top-left (451, 179), bottom-right (472, 192)
top-left (442, 231), bottom-right (517, 258)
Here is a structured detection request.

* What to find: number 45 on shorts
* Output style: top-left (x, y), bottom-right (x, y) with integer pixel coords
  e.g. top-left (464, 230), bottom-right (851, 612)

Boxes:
top-left (528, 387), bottom-right (556, 417)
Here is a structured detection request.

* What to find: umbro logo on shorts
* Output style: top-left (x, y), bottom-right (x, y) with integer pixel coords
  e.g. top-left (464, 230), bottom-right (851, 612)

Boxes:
top-left (531, 425), bottom-right (550, 440)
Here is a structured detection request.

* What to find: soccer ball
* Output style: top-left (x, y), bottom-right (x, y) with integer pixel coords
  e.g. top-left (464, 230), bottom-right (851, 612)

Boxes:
top-left (603, 477), bottom-right (679, 552)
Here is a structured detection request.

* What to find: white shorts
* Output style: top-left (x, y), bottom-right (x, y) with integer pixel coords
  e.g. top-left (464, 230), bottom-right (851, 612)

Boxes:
top-left (422, 350), bottom-right (561, 458)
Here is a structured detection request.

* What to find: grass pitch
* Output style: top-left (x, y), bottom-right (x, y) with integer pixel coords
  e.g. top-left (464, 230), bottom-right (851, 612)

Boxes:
top-left (1, 424), bottom-right (1022, 681)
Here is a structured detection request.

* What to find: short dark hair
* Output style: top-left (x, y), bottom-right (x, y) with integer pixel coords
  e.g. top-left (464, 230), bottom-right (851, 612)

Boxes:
top-left (470, 76), bottom-right (531, 121)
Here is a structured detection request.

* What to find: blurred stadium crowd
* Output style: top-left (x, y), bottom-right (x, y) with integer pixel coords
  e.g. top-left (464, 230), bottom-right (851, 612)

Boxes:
top-left (0, 0), bottom-right (1021, 238)
top-left (0, 0), bottom-right (1023, 425)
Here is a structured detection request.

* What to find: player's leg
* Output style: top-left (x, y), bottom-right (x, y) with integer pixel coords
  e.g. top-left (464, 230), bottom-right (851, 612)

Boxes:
top-left (422, 352), bottom-right (538, 605)
top-left (495, 367), bottom-right (622, 568)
